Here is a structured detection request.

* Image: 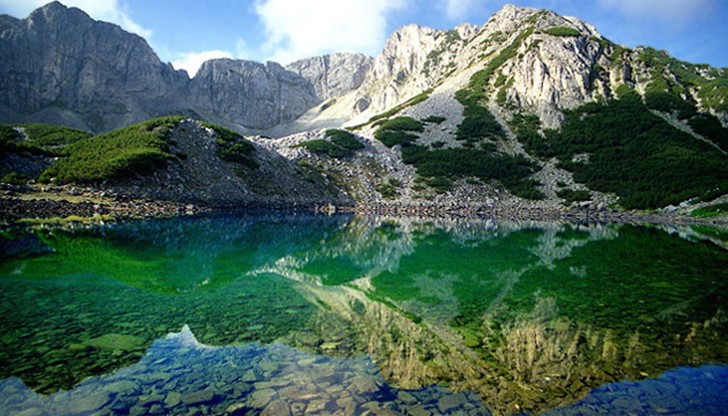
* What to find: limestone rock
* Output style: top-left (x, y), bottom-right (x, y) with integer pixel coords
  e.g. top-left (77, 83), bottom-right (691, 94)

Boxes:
top-left (189, 59), bottom-right (319, 131)
top-left (287, 53), bottom-right (373, 101)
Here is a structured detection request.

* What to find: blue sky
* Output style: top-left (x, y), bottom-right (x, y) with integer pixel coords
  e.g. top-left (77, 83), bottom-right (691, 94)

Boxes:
top-left (1, 0), bottom-right (727, 76)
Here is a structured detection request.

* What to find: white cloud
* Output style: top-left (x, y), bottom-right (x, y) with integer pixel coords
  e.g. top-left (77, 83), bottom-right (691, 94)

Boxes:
top-left (598, 0), bottom-right (716, 22)
top-left (255, 0), bottom-right (408, 64)
top-left (445, 0), bottom-right (478, 20)
top-left (0, 0), bottom-right (152, 39)
top-left (171, 50), bottom-right (234, 77)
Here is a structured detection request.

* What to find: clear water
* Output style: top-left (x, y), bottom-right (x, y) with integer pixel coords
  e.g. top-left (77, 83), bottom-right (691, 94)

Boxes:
top-left (0, 213), bottom-right (727, 415)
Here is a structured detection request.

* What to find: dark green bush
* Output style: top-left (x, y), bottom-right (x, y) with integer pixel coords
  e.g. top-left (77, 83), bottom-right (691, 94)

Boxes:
top-left (298, 130), bottom-right (363, 159)
top-left (326, 129), bottom-right (364, 152)
top-left (688, 113), bottom-right (728, 151)
top-left (542, 91), bottom-right (728, 209)
top-left (39, 117), bottom-right (184, 184)
top-left (374, 117), bottom-right (424, 148)
top-left (543, 27), bottom-right (581, 37)
top-left (1, 172), bottom-right (29, 185)
top-left (422, 116), bottom-right (447, 124)
top-left (400, 145), bottom-right (543, 199)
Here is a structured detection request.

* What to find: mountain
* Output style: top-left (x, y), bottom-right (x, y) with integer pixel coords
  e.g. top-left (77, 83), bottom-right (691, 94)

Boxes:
top-left (0, 2), bottom-right (369, 134)
top-left (2, 2), bottom-right (727, 212)
top-left (0, 1), bottom-right (187, 132)
top-left (263, 4), bottom-right (728, 211)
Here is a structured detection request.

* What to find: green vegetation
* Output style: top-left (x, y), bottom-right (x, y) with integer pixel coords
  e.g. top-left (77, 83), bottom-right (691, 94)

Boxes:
top-left (1, 123), bottom-right (91, 157)
top-left (401, 145), bottom-right (543, 199)
top-left (374, 117), bottom-right (424, 148)
top-left (637, 47), bottom-right (728, 114)
top-left (453, 89), bottom-right (505, 145)
top-left (536, 91), bottom-right (728, 209)
top-left (375, 178), bottom-right (402, 199)
top-left (422, 115), bottom-right (446, 124)
top-left (202, 122), bottom-right (258, 169)
top-left (320, 99), bottom-right (337, 112)
top-left (543, 26), bottom-right (581, 37)
top-left (467, 27), bottom-right (534, 93)
top-left (352, 90), bottom-right (433, 129)
top-left (688, 113), bottom-right (728, 151)
top-left (297, 129), bottom-right (364, 159)
top-left (326, 129), bottom-right (364, 152)
top-left (18, 123), bottom-right (91, 149)
top-left (510, 113), bottom-right (549, 157)
top-left (39, 117), bottom-right (184, 184)
top-left (557, 189), bottom-right (591, 206)
top-left (1, 171), bottom-right (29, 185)
top-left (689, 203), bottom-right (728, 218)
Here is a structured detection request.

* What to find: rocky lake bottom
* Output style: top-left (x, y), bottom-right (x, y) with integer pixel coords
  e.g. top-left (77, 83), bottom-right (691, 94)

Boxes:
top-left (0, 213), bottom-right (726, 415)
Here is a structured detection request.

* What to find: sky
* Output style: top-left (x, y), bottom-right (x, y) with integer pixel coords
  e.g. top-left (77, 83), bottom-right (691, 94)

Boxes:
top-left (1, 0), bottom-right (727, 77)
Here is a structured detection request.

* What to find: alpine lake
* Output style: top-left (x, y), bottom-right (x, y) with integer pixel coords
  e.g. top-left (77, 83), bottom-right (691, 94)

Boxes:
top-left (0, 213), bottom-right (726, 415)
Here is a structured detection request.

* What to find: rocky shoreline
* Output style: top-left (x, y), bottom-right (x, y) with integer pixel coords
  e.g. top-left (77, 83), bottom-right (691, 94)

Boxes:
top-left (2, 192), bottom-right (727, 228)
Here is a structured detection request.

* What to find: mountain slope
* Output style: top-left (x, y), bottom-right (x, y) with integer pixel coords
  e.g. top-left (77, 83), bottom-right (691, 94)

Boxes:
top-left (0, 2), bottom-right (371, 134)
top-left (271, 5), bottom-right (728, 210)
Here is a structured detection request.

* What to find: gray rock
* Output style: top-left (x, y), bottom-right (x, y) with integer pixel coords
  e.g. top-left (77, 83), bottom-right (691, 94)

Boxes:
top-left (287, 53), bottom-right (373, 101)
top-left (189, 59), bottom-right (319, 131)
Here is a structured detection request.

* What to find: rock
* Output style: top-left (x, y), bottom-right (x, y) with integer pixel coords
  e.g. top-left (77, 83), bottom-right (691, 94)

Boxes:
top-left (261, 399), bottom-right (292, 416)
top-left (438, 393), bottom-right (468, 413)
top-left (347, 377), bottom-right (380, 395)
top-left (248, 388), bottom-right (276, 409)
top-left (164, 391), bottom-right (182, 407)
top-left (287, 53), bottom-right (373, 101)
top-left (56, 390), bottom-right (111, 414)
top-left (0, 1), bottom-right (187, 132)
top-left (83, 333), bottom-right (144, 351)
top-left (189, 59), bottom-right (319, 130)
top-left (180, 388), bottom-right (215, 406)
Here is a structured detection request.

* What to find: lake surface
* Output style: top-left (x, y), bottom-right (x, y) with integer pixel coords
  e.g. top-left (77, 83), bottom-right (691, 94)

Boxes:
top-left (0, 213), bottom-right (727, 415)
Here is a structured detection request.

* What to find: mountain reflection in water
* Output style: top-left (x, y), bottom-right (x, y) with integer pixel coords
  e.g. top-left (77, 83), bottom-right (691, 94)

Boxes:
top-left (1, 213), bottom-right (726, 415)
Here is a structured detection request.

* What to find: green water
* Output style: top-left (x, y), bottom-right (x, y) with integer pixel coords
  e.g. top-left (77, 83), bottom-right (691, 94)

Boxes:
top-left (1, 214), bottom-right (727, 414)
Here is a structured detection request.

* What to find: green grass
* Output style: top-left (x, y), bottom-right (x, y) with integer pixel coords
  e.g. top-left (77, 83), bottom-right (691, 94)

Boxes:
top-left (39, 117), bottom-right (185, 184)
top-left (543, 27), bottom-right (581, 37)
top-left (375, 178), bottom-right (401, 199)
top-left (326, 129), bottom-right (364, 152)
top-left (689, 203), bottom-right (728, 218)
top-left (538, 91), bottom-right (728, 209)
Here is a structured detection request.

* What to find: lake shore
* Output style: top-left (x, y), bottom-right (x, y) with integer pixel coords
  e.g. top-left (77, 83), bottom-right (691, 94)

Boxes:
top-left (1, 184), bottom-right (727, 226)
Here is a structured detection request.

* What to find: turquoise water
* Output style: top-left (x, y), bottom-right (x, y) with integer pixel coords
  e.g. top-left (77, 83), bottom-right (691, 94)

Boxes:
top-left (1, 213), bottom-right (727, 414)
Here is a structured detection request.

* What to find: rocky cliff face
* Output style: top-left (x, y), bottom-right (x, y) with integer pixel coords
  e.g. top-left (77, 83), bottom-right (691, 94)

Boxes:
top-left (0, 2), bottom-right (333, 133)
top-left (303, 4), bottom-right (726, 130)
top-left (189, 59), bottom-right (319, 131)
top-left (0, 1), bottom-right (188, 132)
top-left (286, 53), bottom-right (373, 101)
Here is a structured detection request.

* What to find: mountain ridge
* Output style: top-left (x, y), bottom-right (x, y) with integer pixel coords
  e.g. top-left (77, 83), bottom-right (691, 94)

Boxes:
top-left (2, 2), bottom-right (727, 213)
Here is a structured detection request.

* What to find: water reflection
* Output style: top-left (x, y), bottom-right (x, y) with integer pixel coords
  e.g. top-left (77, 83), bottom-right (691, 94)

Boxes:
top-left (1, 214), bottom-right (727, 415)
